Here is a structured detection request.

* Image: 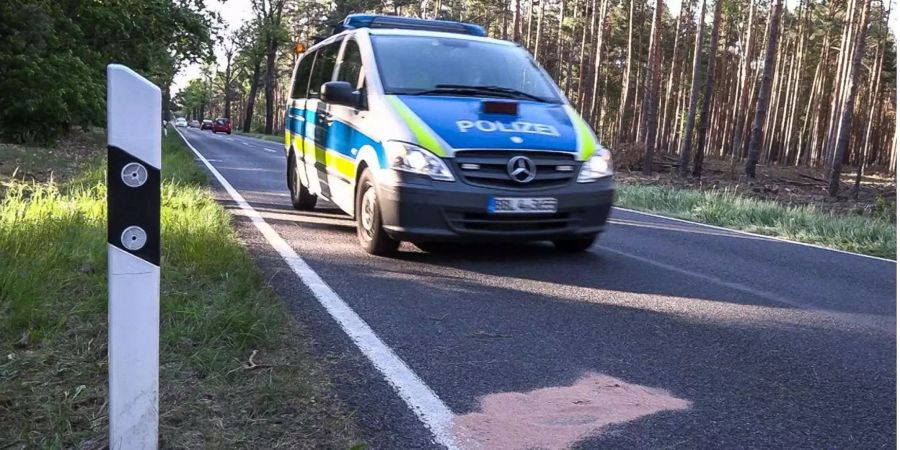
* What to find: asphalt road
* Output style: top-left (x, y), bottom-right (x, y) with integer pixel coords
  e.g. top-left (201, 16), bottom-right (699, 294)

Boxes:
top-left (177, 127), bottom-right (896, 449)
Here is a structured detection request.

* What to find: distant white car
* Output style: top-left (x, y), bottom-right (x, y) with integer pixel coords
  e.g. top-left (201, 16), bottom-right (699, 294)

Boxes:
top-left (175, 117), bottom-right (188, 127)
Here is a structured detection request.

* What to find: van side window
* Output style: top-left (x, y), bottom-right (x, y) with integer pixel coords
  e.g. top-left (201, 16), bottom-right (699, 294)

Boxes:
top-left (337, 40), bottom-right (363, 89)
top-left (292, 53), bottom-right (315, 99)
top-left (308, 43), bottom-right (339, 99)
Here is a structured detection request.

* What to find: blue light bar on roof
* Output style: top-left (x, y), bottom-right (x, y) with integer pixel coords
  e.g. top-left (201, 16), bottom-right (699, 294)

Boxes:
top-left (336, 14), bottom-right (487, 37)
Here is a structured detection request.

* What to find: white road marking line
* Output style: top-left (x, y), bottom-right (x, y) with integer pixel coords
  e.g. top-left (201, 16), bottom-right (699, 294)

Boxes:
top-left (260, 147), bottom-right (277, 153)
top-left (174, 128), bottom-right (458, 449)
top-left (608, 218), bottom-right (770, 241)
top-left (596, 244), bottom-right (894, 333)
top-left (215, 167), bottom-right (280, 173)
top-left (613, 206), bottom-right (895, 264)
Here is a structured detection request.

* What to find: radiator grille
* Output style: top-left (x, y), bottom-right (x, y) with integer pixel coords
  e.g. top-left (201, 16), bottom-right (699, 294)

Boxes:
top-left (453, 150), bottom-right (578, 189)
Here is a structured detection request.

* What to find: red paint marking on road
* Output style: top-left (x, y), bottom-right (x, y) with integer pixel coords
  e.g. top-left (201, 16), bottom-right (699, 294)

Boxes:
top-left (453, 373), bottom-right (690, 450)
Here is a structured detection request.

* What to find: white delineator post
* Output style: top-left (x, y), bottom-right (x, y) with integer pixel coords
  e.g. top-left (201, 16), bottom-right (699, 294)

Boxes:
top-left (107, 64), bottom-right (161, 450)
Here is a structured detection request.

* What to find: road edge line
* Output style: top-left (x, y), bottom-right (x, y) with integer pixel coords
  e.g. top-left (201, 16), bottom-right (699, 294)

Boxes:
top-left (174, 128), bottom-right (459, 449)
top-left (612, 206), bottom-right (895, 264)
top-left (596, 244), bottom-right (894, 333)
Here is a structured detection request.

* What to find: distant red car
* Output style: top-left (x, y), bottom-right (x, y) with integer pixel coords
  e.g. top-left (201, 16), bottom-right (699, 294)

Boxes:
top-left (212, 118), bottom-right (232, 134)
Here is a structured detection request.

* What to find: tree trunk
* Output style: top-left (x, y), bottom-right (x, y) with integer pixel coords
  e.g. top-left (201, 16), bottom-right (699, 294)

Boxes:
top-left (575, 0), bottom-right (589, 111)
top-left (534, 0), bottom-right (545, 60)
top-left (729, 0), bottom-right (755, 161)
top-left (588, 0), bottom-right (610, 125)
top-left (761, 30), bottom-right (787, 163)
top-left (614, 0), bottom-right (635, 143)
top-left (824, 0), bottom-right (857, 167)
top-left (554, 0), bottom-right (565, 80)
top-left (828, 0), bottom-right (872, 196)
top-left (264, 41), bottom-right (278, 135)
top-left (564, 0), bottom-right (578, 96)
top-left (641, 0), bottom-right (664, 174)
top-left (678, 0), bottom-right (706, 175)
top-left (579, 0), bottom-right (599, 113)
top-left (513, 0), bottom-right (521, 41)
top-left (658, 0), bottom-right (690, 154)
top-left (744, 0), bottom-right (783, 178)
top-left (692, 0), bottom-right (723, 177)
top-left (782, 2), bottom-right (807, 164)
top-left (629, 2), bottom-right (645, 141)
top-left (854, 4), bottom-right (889, 197)
top-left (805, 24), bottom-right (834, 166)
top-left (503, 0), bottom-right (510, 40)
top-left (526, 0), bottom-right (534, 50)
top-left (161, 78), bottom-right (172, 121)
top-left (224, 50), bottom-right (234, 120)
top-left (892, 81), bottom-right (898, 173)
top-left (243, 58), bottom-right (262, 133)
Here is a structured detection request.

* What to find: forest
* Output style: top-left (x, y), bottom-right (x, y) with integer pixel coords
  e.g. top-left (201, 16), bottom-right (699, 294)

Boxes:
top-left (179, 0), bottom-right (896, 197)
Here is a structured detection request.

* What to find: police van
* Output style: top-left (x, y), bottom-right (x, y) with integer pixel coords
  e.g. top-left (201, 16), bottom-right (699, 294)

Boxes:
top-left (285, 14), bottom-right (614, 255)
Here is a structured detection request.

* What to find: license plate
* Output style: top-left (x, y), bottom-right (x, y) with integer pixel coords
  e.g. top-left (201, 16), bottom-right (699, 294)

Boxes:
top-left (488, 197), bottom-right (558, 214)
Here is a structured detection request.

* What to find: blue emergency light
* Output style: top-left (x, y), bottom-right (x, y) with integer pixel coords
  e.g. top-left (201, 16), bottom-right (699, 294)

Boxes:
top-left (335, 14), bottom-right (487, 37)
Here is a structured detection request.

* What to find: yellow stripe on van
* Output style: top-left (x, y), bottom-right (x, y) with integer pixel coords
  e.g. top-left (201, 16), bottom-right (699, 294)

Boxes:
top-left (564, 105), bottom-right (597, 161)
top-left (386, 96), bottom-right (447, 157)
top-left (300, 136), bottom-right (356, 181)
top-left (326, 151), bottom-right (356, 180)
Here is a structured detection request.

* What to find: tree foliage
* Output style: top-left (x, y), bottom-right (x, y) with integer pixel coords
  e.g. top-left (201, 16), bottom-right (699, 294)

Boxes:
top-left (0, 0), bottom-right (216, 144)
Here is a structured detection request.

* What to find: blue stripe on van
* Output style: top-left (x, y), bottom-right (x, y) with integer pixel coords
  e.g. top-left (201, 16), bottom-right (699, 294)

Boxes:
top-left (287, 107), bottom-right (386, 168)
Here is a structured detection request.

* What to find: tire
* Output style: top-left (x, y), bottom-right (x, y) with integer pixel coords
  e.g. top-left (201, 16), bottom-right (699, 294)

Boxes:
top-left (552, 235), bottom-right (597, 252)
top-left (356, 169), bottom-right (400, 255)
top-left (288, 154), bottom-right (317, 210)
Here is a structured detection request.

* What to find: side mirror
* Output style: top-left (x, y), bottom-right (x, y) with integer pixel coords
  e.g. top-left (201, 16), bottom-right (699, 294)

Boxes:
top-left (321, 81), bottom-right (361, 108)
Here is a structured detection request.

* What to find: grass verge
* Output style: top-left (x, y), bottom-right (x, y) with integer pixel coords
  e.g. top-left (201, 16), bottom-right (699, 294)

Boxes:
top-left (0, 130), bottom-right (359, 448)
top-left (616, 183), bottom-right (896, 259)
top-left (235, 130), bottom-right (284, 143)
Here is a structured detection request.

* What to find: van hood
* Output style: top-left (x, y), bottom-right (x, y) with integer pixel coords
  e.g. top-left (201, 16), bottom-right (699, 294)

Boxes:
top-left (393, 95), bottom-right (585, 156)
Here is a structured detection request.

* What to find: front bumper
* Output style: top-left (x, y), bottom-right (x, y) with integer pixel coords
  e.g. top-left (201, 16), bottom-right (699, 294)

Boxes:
top-left (378, 174), bottom-right (615, 242)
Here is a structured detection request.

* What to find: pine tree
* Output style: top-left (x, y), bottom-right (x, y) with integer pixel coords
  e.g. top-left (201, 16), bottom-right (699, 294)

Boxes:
top-left (745, 0), bottom-right (783, 178)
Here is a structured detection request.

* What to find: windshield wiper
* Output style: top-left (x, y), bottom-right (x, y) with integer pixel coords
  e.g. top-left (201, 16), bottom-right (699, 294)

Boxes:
top-left (408, 84), bottom-right (551, 103)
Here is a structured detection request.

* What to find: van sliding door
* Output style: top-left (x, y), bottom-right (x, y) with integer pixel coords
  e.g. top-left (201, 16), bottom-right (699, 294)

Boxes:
top-left (305, 43), bottom-right (340, 201)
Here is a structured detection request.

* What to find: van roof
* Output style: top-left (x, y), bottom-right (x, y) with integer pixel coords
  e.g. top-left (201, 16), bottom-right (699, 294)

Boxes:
top-left (305, 22), bottom-right (517, 56)
top-left (336, 14), bottom-right (486, 37)
top-left (366, 28), bottom-right (517, 47)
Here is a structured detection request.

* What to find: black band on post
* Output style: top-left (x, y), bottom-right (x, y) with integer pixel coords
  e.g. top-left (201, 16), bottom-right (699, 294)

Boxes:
top-left (107, 145), bottom-right (161, 266)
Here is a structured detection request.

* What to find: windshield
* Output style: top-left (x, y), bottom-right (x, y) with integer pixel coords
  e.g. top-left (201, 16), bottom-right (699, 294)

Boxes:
top-left (371, 35), bottom-right (562, 103)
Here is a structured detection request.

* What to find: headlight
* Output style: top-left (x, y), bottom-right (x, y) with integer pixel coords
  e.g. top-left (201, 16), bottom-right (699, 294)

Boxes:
top-left (577, 148), bottom-right (614, 183)
top-left (384, 141), bottom-right (454, 182)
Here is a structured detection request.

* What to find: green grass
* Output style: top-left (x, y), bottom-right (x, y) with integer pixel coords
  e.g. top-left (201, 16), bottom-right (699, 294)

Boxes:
top-left (616, 184), bottom-right (896, 259)
top-left (0, 130), bottom-right (359, 448)
top-left (235, 130), bottom-right (284, 143)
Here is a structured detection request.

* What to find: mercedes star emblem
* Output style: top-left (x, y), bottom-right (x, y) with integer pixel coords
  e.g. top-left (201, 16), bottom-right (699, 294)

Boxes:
top-left (507, 156), bottom-right (537, 183)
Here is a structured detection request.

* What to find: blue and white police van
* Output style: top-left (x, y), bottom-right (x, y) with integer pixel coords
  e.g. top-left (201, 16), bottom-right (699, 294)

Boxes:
top-left (285, 14), bottom-right (614, 255)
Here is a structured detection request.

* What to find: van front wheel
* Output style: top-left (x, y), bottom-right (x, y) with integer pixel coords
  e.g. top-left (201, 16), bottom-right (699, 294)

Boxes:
top-left (288, 154), bottom-right (317, 210)
top-left (356, 170), bottom-right (399, 255)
